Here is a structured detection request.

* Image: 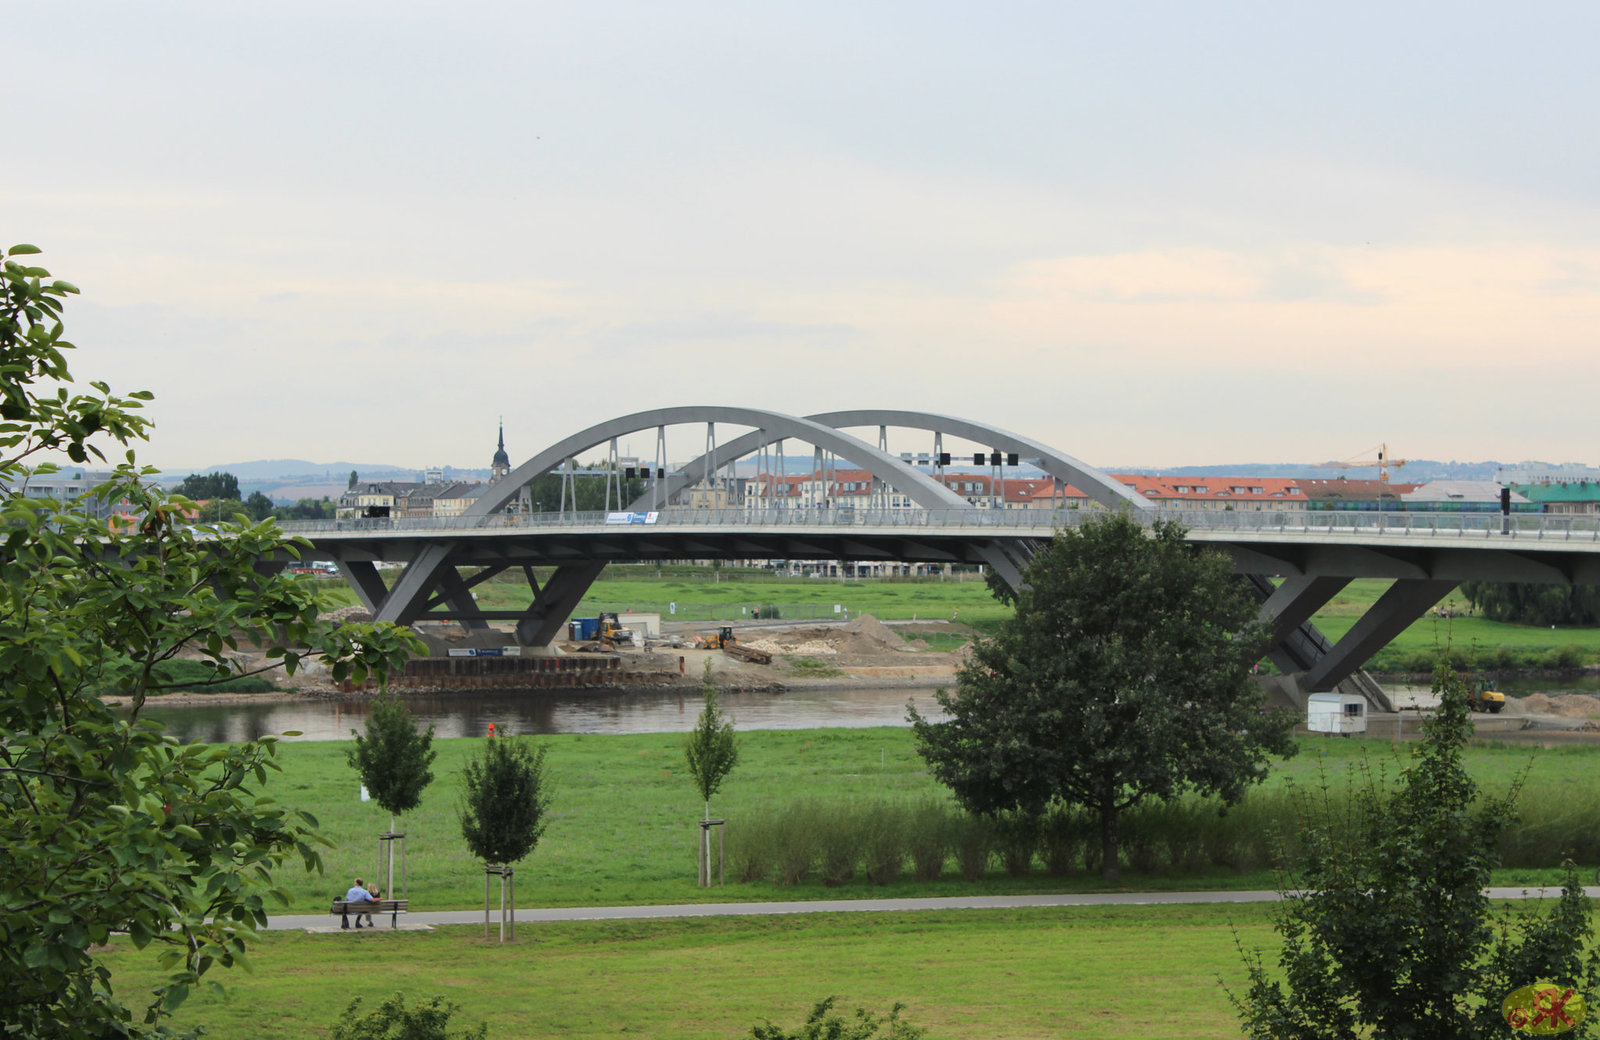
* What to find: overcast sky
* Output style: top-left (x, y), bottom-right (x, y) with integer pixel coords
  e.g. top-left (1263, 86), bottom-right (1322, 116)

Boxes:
top-left (8, 1), bottom-right (1599, 473)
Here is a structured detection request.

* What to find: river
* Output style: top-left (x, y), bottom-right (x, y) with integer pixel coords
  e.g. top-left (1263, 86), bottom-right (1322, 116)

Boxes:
top-left (125, 673), bottom-right (1600, 745)
top-left (132, 684), bottom-right (956, 744)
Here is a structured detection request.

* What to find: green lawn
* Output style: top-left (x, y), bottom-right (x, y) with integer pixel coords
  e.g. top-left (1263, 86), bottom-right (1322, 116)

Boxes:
top-left (265, 728), bottom-right (1600, 913)
top-left (100, 725), bottom-right (1600, 1039)
top-left (103, 904), bottom-right (1282, 1040)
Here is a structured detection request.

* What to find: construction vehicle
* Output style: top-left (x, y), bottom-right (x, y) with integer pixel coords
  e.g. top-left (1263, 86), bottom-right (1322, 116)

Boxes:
top-left (698, 626), bottom-right (737, 650)
top-left (1467, 682), bottom-right (1506, 714)
top-left (596, 612), bottom-right (635, 647)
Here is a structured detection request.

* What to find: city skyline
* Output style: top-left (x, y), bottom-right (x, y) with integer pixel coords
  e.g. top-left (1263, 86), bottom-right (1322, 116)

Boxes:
top-left (8, 3), bottom-right (1599, 470)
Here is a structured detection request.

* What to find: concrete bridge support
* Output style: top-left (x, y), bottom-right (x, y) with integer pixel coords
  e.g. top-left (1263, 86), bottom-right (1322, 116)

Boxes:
top-left (1304, 578), bottom-right (1459, 692)
top-left (513, 562), bottom-right (607, 647)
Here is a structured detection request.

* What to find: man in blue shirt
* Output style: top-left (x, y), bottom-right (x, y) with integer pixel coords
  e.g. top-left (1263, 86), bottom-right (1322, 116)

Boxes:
top-left (341, 877), bottom-right (375, 929)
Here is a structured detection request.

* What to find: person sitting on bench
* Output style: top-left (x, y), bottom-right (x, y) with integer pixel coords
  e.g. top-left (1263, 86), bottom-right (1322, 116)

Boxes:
top-left (358, 883), bottom-right (382, 928)
top-left (341, 877), bottom-right (375, 929)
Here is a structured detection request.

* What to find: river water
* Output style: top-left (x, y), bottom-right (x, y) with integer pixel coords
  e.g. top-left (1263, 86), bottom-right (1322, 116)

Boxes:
top-left (133, 685), bottom-right (955, 744)
top-left (129, 676), bottom-right (1600, 745)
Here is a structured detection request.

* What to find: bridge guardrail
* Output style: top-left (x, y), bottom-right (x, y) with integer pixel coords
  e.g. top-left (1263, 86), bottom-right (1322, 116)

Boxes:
top-left (277, 507), bottom-right (1600, 541)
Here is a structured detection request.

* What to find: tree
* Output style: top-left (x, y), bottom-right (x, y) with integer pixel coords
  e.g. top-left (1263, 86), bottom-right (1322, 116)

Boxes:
top-left (175, 470), bottom-right (240, 501)
top-left (458, 735), bottom-right (551, 941)
top-left (0, 242), bottom-right (421, 1038)
top-left (244, 490), bottom-right (275, 521)
top-left (524, 467), bottom-right (649, 512)
top-left (349, 469), bottom-right (359, 490)
top-left (909, 513), bottom-right (1296, 881)
top-left (684, 661), bottom-right (739, 885)
top-left (1232, 664), bottom-right (1600, 1039)
top-left (1460, 580), bottom-right (1600, 627)
top-left (347, 693), bottom-right (438, 896)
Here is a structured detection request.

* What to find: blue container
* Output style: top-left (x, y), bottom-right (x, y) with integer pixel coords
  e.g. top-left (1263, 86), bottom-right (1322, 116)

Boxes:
top-left (570, 616), bottom-right (600, 641)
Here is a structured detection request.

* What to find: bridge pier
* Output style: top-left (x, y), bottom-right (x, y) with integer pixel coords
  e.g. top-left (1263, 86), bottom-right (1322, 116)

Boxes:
top-left (514, 562), bottom-right (606, 647)
top-left (1305, 578), bottom-right (1459, 692)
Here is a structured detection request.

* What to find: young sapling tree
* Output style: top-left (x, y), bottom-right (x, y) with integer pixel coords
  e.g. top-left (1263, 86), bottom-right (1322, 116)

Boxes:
top-left (685, 660), bottom-right (740, 885)
top-left (346, 692), bottom-right (437, 898)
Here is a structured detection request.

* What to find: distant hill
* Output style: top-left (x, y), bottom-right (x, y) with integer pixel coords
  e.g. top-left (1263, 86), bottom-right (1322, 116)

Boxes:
top-left (152, 460), bottom-right (492, 502)
top-left (168, 460), bottom-right (418, 481)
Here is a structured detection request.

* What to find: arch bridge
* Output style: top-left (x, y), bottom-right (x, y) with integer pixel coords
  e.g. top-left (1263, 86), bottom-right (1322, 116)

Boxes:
top-left (282, 408), bottom-right (1600, 708)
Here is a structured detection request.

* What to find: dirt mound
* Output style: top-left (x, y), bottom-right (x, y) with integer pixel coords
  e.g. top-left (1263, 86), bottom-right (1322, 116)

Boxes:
top-left (840, 613), bottom-right (911, 650)
top-left (738, 615), bottom-right (923, 659)
top-left (318, 605), bottom-right (372, 624)
top-left (744, 637), bottom-right (837, 656)
top-left (1518, 693), bottom-right (1600, 719)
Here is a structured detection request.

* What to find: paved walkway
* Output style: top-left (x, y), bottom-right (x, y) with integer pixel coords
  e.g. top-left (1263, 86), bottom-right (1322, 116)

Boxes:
top-left (272, 885), bottom-right (1600, 933)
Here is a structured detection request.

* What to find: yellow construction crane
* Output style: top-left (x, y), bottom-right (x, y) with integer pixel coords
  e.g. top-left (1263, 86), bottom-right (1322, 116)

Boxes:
top-left (1316, 444), bottom-right (1409, 483)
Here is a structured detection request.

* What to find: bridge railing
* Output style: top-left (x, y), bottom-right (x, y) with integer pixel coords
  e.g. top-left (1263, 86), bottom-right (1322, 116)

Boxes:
top-left (278, 506), bottom-right (1600, 541)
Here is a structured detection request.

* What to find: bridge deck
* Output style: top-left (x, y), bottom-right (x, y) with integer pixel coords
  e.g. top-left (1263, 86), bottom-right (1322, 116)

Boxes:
top-left (278, 507), bottom-right (1600, 584)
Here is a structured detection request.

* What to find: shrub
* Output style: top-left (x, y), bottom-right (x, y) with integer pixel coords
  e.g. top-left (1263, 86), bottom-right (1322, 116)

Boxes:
top-left (995, 811), bottom-right (1037, 878)
top-left (1041, 806), bottom-right (1087, 877)
top-left (330, 993), bottom-right (487, 1040)
top-left (789, 657), bottom-right (842, 678)
top-left (732, 810), bottom-right (779, 883)
top-left (817, 805), bottom-right (862, 887)
top-left (751, 997), bottom-right (927, 1040)
top-left (771, 802), bottom-right (824, 886)
top-left (861, 804), bottom-right (906, 886)
top-left (906, 801), bottom-right (953, 881)
top-left (953, 813), bottom-right (994, 881)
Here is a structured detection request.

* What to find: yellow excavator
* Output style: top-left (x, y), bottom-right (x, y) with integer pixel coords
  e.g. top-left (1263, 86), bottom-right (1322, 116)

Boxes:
top-left (1466, 681), bottom-right (1506, 714)
top-left (596, 612), bottom-right (635, 647)
top-left (698, 626), bottom-right (736, 649)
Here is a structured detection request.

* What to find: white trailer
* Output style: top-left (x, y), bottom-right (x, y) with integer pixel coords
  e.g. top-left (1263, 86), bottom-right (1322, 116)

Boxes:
top-left (1307, 692), bottom-right (1368, 735)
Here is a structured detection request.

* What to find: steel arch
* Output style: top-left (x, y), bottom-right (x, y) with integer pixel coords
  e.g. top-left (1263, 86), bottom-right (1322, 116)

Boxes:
top-left (376, 407), bottom-right (1030, 626)
top-left (807, 410), bottom-right (1151, 512)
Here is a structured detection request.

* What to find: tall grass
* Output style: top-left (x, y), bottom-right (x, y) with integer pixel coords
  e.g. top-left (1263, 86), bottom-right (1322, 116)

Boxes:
top-left (722, 779), bottom-right (1600, 885)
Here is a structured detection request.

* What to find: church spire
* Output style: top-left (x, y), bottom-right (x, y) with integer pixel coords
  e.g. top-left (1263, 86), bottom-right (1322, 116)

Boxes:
top-left (491, 419), bottom-right (510, 482)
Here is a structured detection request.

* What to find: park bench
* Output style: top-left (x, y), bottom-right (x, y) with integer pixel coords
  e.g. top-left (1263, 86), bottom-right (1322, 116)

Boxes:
top-left (331, 898), bottom-right (409, 930)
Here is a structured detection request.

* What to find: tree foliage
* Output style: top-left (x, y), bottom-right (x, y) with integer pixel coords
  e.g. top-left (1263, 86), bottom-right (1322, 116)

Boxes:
top-left (458, 736), bottom-right (551, 866)
top-left (685, 661), bottom-right (739, 817)
top-left (910, 514), bottom-right (1296, 881)
top-left (277, 495), bottom-right (336, 521)
top-left (1460, 580), bottom-right (1600, 627)
top-left (524, 468), bottom-right (648, 512)
top-left (347, 693), bottom-right (438, 818)
top-left (1233, 664), bottom-right (1600, 1039)
top-left (329, 993), bottom-right (487, 1040)
top-left (174, 470), bottom-right (240, 501)
top-left (0, 243), bottom-right (421, 1038)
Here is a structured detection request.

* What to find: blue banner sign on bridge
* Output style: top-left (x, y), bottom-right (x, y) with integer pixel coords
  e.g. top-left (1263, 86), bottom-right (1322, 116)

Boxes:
top-left (446, 647), bottom-right (522, 658)
top-left (605, 511), bottom-right (660, 525)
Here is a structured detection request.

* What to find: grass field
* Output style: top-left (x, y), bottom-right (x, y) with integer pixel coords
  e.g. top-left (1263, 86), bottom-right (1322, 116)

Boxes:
top-left (104, 903), bottom-right (1284, 1039)
top-left (312, 571), bottom-right (1600, 665)
top-left (99, 724), bottom-right (1600, 1039)
top-left (264, 728), bottom-right (1600, 913)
